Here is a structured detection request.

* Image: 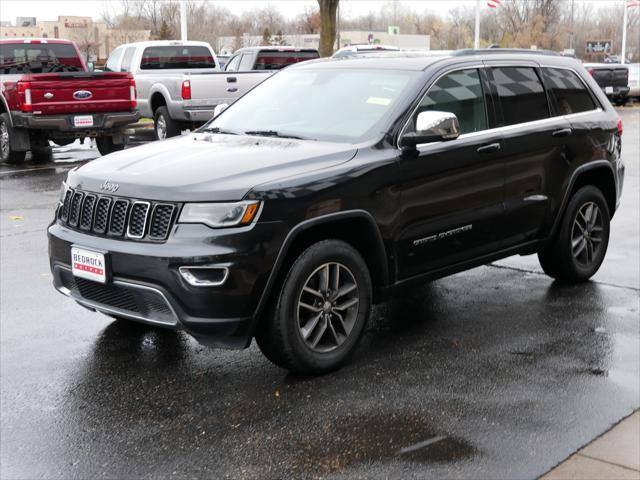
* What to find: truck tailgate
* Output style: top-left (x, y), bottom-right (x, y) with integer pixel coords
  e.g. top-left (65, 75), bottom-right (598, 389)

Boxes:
top-left (26, 72), bottom-right (133, 115)
top-left (590, 67), bottom-right (629, 88)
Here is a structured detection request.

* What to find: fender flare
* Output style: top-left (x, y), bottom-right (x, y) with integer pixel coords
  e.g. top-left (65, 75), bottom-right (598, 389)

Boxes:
top-left (148, 84), bottom-right (172, 114)
top-left (549, 160), bottom-right (617, 238)
top-left (0, 94), bottom-right (12, 126)
top-left (252, 209), bottom-right (389, 322)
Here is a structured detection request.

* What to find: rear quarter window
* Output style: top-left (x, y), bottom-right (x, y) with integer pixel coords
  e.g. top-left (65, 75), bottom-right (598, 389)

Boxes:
top-left (491, 67), bottom-right (550, 126)
top-left (542, 68), bottom-right (597, 115)
top-left (140, 46), bottom-right (215, 70)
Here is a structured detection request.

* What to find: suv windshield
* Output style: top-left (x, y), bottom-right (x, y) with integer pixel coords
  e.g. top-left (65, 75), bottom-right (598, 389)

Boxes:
top-left (0, 43), bottom-right (84, 74)
top-left (207, 68), bottom-right (417, 143)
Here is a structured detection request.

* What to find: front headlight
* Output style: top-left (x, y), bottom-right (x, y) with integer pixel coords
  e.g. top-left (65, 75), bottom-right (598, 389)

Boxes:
top-left (178, 201), bottom-right (261, 228)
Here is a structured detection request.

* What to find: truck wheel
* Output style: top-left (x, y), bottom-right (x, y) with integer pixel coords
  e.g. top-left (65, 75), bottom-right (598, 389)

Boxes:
top-left (96, 136), bottom-right (127, 156)
top-left (31, 138), bottom-right (53, 163)
top-left (0, 113), bottom-right (26, 164)
top-left (538, 186), bottom-right (610, 283)
top-left (256, 240), bottom-right (372, 375)
top-left (154, 106), bottom-right (180, 140)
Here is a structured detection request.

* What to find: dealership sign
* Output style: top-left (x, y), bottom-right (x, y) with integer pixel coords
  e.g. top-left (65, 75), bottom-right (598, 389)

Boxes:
top-left (585, 40), bottom-right (612, 54)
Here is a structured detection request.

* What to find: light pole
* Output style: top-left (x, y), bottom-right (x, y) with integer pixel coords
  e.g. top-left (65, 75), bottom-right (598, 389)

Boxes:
top-left (180, 0), bottom-right (188, 41)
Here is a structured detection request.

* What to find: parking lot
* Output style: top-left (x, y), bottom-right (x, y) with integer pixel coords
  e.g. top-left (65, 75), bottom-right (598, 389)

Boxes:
top-left (0, 108), bottom-right (638, 479)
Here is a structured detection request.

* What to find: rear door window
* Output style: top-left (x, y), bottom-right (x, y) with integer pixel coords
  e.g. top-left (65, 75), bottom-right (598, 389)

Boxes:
top-left (491, 67), bottom-right (550, 126)
top-left (416, 68), bottom-right (488, 134)
top-left (224, 55), bottom-right (241, 72)
top-left (120, 46), bottom-right (136, 72)
top-left (238, 53), bottom-right (254, 71)
top-left (254, 50), bottom-right (320, 70)
top-left (542, 67), bottom-right (597, 115)
top-left (140, 46), bottom-right (215, 70)
top-left (105, 46), bottom-right (123, 72)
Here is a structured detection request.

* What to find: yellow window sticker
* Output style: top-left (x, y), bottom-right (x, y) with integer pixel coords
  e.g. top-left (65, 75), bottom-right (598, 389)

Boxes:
top-left (366, 97), bottom-right (392, 106)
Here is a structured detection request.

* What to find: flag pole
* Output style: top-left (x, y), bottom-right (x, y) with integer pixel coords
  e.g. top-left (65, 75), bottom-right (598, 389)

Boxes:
top-left (474, 0), bottom-right (481, 49)
top-left (621, 1), bottom-right (628, 64)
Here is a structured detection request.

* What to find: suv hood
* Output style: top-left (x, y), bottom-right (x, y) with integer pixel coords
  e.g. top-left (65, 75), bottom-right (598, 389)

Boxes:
top-left (69, 133), bottom-right (357, 201)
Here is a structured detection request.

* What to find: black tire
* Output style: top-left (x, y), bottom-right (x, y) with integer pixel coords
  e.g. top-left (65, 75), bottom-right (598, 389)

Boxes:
top-left (256, 239), bottom-right (372, 375)
top-left (153, 106), bottom-right (180, 140)
top-left (0, 113), bottom-right (26, 164)
top-left (31, 140), bottom-right (53, 163)
top-left (538, 185), bottom-right (610, 283)
top-left (51, 138), bottom-right (75, 147)
top-left (96, 136), bottom-right (126, 156)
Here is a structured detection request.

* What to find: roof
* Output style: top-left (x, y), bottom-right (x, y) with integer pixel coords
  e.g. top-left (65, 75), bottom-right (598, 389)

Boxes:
top-left (112, 40), bottom-right (213, 48)
top-left (234, 46), bottom-right (319, 53)
top-left (290, 49), bottom-right (586, 72)
top-left (0, 38), bottom-right (75, 45)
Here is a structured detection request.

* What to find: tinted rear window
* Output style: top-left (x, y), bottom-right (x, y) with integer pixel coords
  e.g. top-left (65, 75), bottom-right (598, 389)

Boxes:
top-left (543, 68), bottom-right (597, 115)
top-left (254, 51), bottom-right (319, 70)
top-left (492, 67), bottom-right (550, 126)
top-left (0, 43), bottom-right (84, 74)
top-left (140, 46), bottom-right (215, 70)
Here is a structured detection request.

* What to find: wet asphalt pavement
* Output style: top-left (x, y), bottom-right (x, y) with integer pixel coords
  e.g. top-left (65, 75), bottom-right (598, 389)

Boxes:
top-left (1, 111), bottom-right (639, 479)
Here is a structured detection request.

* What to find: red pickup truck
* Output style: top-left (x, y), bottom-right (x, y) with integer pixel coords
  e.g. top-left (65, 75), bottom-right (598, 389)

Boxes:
top-left (0, 38), bottom-right (139, 164)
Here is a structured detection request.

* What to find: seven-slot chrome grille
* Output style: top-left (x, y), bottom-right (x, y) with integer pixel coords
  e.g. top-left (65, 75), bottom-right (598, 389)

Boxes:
top-left (58, 187), bottom-right (177, 241)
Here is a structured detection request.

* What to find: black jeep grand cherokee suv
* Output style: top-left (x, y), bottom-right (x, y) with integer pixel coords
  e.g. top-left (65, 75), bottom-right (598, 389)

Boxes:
top-left (49, 50), bottom-right (625, 374)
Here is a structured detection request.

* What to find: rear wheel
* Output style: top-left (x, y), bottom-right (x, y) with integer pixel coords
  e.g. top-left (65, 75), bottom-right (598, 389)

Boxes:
top-left (31, 138), bottom-right (53, 163)
top-left (256, 240), bottom-right (372, 374)
top-left (538, 186), bottom-right (610, 283)
top-left (153, 106), bottom-right (180, 140)
top-left (0, 113), bottom-right (26, 164)
top-left (96, 136), bottom-right (127, 156)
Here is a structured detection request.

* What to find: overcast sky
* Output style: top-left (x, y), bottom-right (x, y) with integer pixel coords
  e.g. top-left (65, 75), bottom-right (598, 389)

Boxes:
top-left (0, 0), bottom-right (614, 24)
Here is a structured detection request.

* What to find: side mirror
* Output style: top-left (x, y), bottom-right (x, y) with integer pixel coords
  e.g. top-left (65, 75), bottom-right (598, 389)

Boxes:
top-left (213, 103), bottom-right (229, 117)
top-left (87, 62), bottom-right (94, 72)
top-left (400, 110), bottom-right (460, 149)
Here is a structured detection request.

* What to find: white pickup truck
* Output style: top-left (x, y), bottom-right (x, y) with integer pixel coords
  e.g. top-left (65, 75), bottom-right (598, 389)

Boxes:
top-left (105, 41), bottom-right (318, 139)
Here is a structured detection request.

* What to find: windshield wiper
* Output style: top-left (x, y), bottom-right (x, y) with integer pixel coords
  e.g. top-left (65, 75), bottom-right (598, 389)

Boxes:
top-left (202, 126), bottom-right (239, 135)
top-left (244, 130), bottom-right (312, 140)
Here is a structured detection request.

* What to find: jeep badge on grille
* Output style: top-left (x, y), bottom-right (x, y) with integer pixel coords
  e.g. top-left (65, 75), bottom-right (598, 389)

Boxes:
top-left (99, 181), bottom-right (119, 193)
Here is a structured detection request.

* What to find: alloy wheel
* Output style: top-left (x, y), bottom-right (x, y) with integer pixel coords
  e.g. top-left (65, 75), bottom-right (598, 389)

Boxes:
top-left (0, 122), bottom-right (9, 158)
top-left (571, 201), bottom-right (604, 267)
top-left (156, 115), bottom-right (167, 140)
top-left (296, 262), bottom-right (360, 353)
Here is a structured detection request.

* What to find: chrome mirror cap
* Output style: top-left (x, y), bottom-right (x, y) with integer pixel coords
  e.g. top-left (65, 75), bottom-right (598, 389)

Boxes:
top-left (401, 110), bottom-right (460, 148)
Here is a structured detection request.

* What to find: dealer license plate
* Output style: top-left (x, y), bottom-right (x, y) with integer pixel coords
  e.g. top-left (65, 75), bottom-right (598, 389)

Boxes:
top-left (605, 86), bottom-right (614, 94)
top-left (71, 247), bottom-right (106, 283)
top-left (73, 115), bottom-right (94, 128)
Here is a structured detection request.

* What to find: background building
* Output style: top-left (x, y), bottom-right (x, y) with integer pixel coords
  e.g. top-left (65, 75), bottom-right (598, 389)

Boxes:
top-left (216, 30), bottom-right (430, 55)
top-left (0, 16), bottom-right (150, 63)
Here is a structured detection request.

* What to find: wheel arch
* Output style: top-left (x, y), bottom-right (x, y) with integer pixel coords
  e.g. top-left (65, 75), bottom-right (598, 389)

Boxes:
top-left (149, 90), bottom-right (168, 114)
top-left (253, 210), bottom-right (390, 324)
top-left (551, 160), bottom-right (617, 238)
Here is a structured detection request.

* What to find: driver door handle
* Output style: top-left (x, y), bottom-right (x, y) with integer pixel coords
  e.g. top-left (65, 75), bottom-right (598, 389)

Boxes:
top-left (477, 143), bottom-right (501, 154)
top-left (552, 128), bottom-right (573, 138)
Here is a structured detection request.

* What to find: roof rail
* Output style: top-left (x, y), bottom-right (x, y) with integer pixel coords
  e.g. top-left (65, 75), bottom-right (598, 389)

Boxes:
top-left (453, 48), bottom-right (562, 57)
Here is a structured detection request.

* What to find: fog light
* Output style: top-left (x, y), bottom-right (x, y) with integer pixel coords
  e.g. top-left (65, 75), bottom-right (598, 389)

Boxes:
top-left (179, 266), bottom-right (229, 287)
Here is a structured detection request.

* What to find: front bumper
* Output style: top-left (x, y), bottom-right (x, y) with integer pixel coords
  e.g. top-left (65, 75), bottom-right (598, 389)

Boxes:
top-left (48, 220), bottom-right (288, 348)
top-left (12, 111), bottom-right (140, 136)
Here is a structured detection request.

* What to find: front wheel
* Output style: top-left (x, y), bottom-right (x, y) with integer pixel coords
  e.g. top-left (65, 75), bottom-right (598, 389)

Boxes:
top-left (256, 240), bottom-right (372, 375)
top-left (538, 185), bottom-right (610, 283)
top-left (96, 136), bottom-right (126, 156)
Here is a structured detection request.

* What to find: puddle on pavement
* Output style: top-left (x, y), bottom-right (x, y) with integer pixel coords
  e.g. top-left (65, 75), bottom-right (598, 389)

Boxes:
top-left (288, 412), bottom-right (476, 474)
